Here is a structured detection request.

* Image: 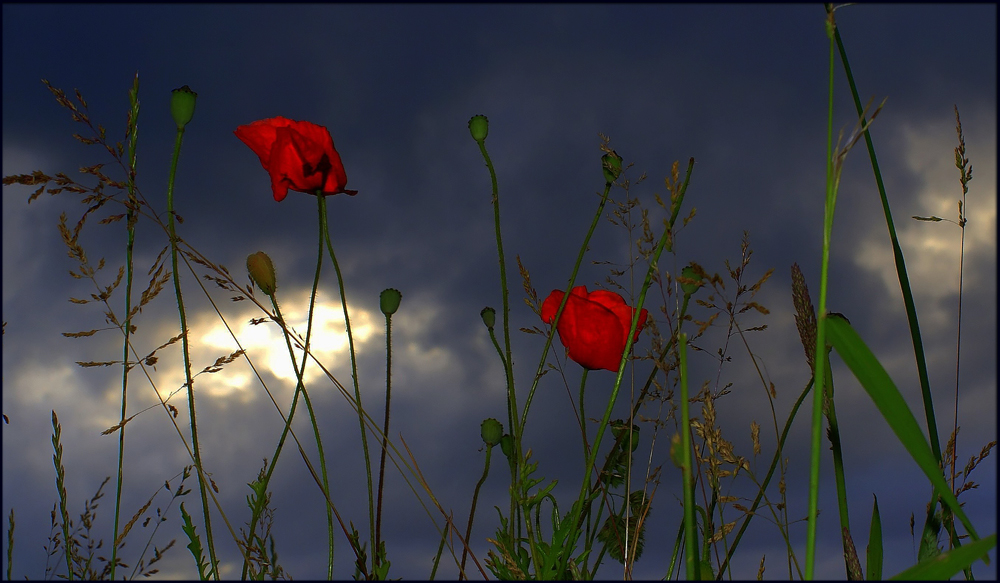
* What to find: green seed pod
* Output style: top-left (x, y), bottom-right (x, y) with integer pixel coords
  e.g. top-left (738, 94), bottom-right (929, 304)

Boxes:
top-left (601, 150), bottom-right (623, 184)
top-left (499, 434), bottom-right (513, 460)
top-left (480, 418), bottom-right (503, 447)
top-left (246, 251), bottom-right (277, 297)
top-left (680, 264), bottom-right (704, 297)
top-left (380, 288), bottom-right (402, 316)
top-left (480, 306), bottom-right (496, 330)
top-left (170, 85), bottom-right (197, 130)
top-left (468, 115), bottom-right (489, 142)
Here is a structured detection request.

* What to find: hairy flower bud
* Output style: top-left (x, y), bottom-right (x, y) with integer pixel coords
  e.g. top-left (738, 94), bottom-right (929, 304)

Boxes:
top-left (499, 434), bottom-right (513, 460)
top-left (468, 115), bottom-right (489, 142)
top-left (602, 150), bottom-right (622, 184)
top-left (380, 288), bottom-right (402, 316)
top-left (680, 264), bottom-right (704, 297)
top-left (480, 306), bottom-right (496, 330)
top-left (480, 418), bottom-right (503, 447)
top-left (247, 251), bottom-right (277, 296)
top-left (170, 85), bottom-right (197, 130)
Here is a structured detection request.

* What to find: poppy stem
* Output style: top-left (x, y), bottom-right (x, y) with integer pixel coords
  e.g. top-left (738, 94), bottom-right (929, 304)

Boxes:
top-left (375, 305), bottom-right (395, 566)
top-left (318, 194), bottom-right (377, 569)
top-left (474, 136), bottom-right (524, 547)
top-left (241, 204), bottom-right (333, 578)
top-left (166, 120), bottom-right (220, 580)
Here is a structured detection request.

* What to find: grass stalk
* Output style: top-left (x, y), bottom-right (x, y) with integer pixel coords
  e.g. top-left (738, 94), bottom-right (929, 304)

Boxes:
top-left (109, 71), bottom-right (140, 582)
top-left (51, 411), bottom-right (74, 579)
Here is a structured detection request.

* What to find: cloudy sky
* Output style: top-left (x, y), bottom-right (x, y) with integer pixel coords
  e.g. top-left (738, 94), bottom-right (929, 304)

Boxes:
top-left (3, 4), bottom-right (995, 580)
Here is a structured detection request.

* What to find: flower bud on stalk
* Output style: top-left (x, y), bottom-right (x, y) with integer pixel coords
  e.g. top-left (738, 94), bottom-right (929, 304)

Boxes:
top-left (468, 115), bottom-right (489, 142)
top-left (170, 85), bottom-right (197, 130)
top-left (380, 288), bottom-right (402, 316)
top-left (480, 418), bottom-right (503, 447)
top-left (602, 150), bottom-right (623, 184)
top-left (680, 264), bottom-right (704, 297)
top-left (480, 307), bottom-right (496, 330)
top-left (246, 251), bottom-right (277, 296)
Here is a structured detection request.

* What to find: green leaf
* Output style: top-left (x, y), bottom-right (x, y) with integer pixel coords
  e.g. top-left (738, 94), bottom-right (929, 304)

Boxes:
top-left (889, 534), bottom-right (996, 580)
top-left (826, 316), bottom-right (983, 548)
top-left (866, 495), bottom-right (882, 580)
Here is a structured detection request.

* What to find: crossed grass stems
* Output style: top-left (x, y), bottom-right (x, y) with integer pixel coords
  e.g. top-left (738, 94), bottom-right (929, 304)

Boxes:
top-left (2, 7), bottom-right (996, 580)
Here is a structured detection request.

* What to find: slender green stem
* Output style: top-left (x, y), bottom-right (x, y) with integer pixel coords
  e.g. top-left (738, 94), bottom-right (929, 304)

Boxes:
top-left (578, 370), bottom-right (589, 459)
top-left (166, 122), bottom-right (218, 580)
top-left (241, 197), bottom-right (330, 579)
top-left (460, 444), bottom-right (493, 578)
top-left (680, 333), bottom-right (699, 580)
top-left (429, 522), bottom-right (448, 580)
top-left (806, 11), bottom-right (839, 578)
top-left (818, 348), bottom-right (858, 578)
top-left (318, 194), bottom-right (376, 567)
top-left (474, 138), bottom-right (524, 549)
top-left (109, 72), bottom-right (140, 582)
top-left (376, 310), bottom-right (394, 561)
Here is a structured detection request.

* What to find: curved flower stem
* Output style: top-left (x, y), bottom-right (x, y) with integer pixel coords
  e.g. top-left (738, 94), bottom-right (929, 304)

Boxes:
top-left (240, 246), bottom-right (330, 579)
top-left (578, 369), bottom-right (590, 461)
top-left (318, 194), bottom-right (376, 567)
top-left (473, 137), bottom-right (525, 548)
top-left (166, 119), bottom-right (219, 580)
top-left (460, 443), bottom-right (494, 578)
top-left (375, 309), bottom-right (394, 562)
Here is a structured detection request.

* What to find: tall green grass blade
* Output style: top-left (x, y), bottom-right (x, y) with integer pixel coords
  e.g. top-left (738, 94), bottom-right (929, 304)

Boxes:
top-left (866, 495), bottom-right (882, 581)
top-left (826, 2), bottom-right (941, 464)
top-left (826, 4), bottom-right (949, 562)
top-left (825, 316), bottom-right (983, 547)
top-left (889, 535), bottom-right (996, 580)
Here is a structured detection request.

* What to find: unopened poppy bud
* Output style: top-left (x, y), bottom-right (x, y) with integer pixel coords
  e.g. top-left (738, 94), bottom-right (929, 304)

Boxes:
top-left (380, 288), bottom-right (402, 316)
top-left (499, 434), bottom-right (513, 460)
top-left (602, 150), bottom-right (622, 184)
top-left (246, 251), bottom-right (277, 296)
top-left (480, 307), bottom-right (496, 330)
top-left (468, 115), bottom-right (489, 142)
top-left (170, 85), bottom-right (197, 130)
top-left (680, 264), bottom-right (704, 297)
top-left (480, 418), bottom-right (503, 447)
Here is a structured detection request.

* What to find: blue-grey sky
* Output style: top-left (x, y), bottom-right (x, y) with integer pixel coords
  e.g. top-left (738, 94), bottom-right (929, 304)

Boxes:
top-left (3, 4), bottom-right (996, 580)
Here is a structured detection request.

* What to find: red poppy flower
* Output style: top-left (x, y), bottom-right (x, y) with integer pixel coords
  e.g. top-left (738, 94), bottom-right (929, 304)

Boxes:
top-left (541, 286), bottom-right (648, 372)
top-left (235, 116), bottom-right (357, 202)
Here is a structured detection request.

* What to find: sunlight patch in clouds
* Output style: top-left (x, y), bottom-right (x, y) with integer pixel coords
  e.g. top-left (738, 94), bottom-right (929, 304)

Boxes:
top-left (853, 107), bottom-right (996, 330)
top-left (195, 288), bottom-right (380, 398)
